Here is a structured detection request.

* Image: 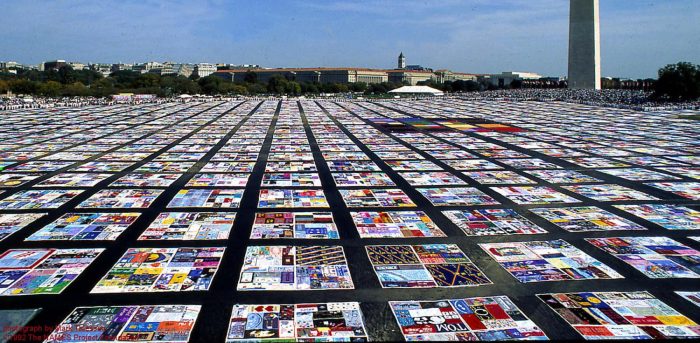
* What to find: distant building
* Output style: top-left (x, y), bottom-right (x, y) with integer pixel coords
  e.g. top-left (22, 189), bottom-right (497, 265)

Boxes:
top-left (194, 63), bottom-right (217, 77)
top-left (90, 63), bottom-right (113, 77)
top-left (43, 60), bottom-right (68, 71)
top-left (388, 70), bottom-right (433, 85)
top-left (173, 64), bottom-right (193, 78)
top-left (329, 69), bottom-right (387, 84)
top-left (0, 61), bottom-right (18, 69)
top-left (433, 70), bottom-right (478, 83)
top-left (68, 62), bottom-right (87, 70)
top-left (216, 63), bottom-right (260, 71)
top-left (133, 62), bottom-right (163, 74)
top-left (111, 63), bottom-right (133, 73)
top-left (405, 65), bottom-right (431, 72)
top-left (487, 71), bottom-right (543, 88)
top-left (214, 68), bottom-right (389, 84)
top-left (0, 61), bottom-right (21, 75)
top-left (209, 50), bottom-right (475, 86)
top-left (0, 61), bottom-right (21, 71)
top-left (213, 67), bottom-right (485, 86)
top-left (152, 62), bottom-right (177, 75)
top-left (148, 62), bottom-right (193, 77)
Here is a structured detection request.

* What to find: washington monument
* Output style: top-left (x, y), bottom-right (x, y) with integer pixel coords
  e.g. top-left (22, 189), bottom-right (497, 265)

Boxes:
top-left (568, 0), bottom-right (601, 89)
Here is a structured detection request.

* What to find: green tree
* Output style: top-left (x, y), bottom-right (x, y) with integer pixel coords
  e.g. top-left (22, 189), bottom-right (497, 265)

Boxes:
top-left (0, 79), bottom-right (8, 93)
top-left (92, 78), bottom-right (116, 96)
top-left (336, 84), bottom-right (349, 93)
top-left (286, 81), bottom-right (301, 95)
top-left (74, 69), bottom-right (102, 85)
top-left (246, 82), bottom-right (267, 94)
top-left (442, 81), bottom-right (454, 92)
top-left (301, 82), bottom-right (319, 94)
top-left (175, 76), bottom-right (201, 94)
top-left (39, 81), bottom-right (62, 96)
top-left (267, 75), bottom-right (289, 94)
top-left (198, 75), bottom-right (224, 95)
top-left (9, 79), bottom-right (38, 94)
top-left (135, 73), bottom-right (161, 88)
top-left (350, 82), bottom-right (367, 92)
top-left (109, 70), bottom-right (141, 88)
top-left (44, 69), bottom-right (60, 82)
top-left (366, 83), bottom-right (387, 94)
top-left (62, 82), bottom-right (89, 96)
top-left (243, 71), bottom-right (257, 83)
top-left (21, 69), bottom-right (46, 82)
top-left (417, 80), bottom-right (444, 90)
top-left (159, 75), bottom-right (177, 94)
top-left (231, 84), bottom-right (248, 95)
top-left (465, 80), bottom-right (481, 92)
top-left (321, 83), bottom-right (339, 93)
top-left (654, 62), bottom-right (700, 100)
top-left (159, 75), bottom-right (199, 95)
top-left (218, 82), bottom-right (237, 94)
top-left (58, 66), bottom-right (77, 84)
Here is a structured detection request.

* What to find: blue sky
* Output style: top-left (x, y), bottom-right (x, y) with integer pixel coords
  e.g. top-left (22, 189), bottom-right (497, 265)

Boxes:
top-left (3, 0), bottom-right (698, 78)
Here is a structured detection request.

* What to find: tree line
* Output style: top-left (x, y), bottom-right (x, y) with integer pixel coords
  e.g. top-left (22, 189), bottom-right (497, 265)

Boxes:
top-left (0, 67), bottom-right (407, 97)
top-left (417, 79), bottom-right (487, 92)
top-left (653, 62), bottom-right (700, 101)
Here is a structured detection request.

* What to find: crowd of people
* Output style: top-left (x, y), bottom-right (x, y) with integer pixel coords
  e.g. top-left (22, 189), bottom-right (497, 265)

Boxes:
top-left (452, 89), bottom-right (700, 111)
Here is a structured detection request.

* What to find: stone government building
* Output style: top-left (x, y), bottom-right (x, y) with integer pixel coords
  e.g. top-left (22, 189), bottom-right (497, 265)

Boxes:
top-left (213, 53), bottom-right (478, 85)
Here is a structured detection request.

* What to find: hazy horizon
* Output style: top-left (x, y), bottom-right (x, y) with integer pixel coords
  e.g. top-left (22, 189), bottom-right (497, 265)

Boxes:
top-left (3, 0), bottom-right (699, 79)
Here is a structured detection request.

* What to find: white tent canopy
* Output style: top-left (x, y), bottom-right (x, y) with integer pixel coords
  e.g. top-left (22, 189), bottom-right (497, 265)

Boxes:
top-left (388, 85), bottom-right (444, 96)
